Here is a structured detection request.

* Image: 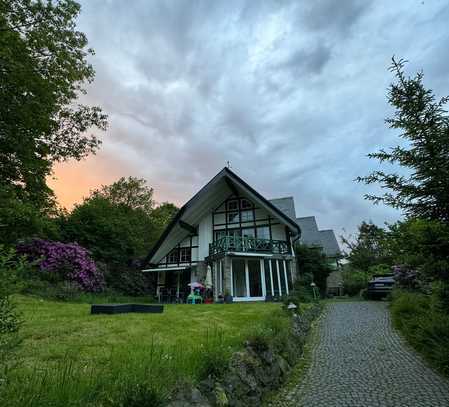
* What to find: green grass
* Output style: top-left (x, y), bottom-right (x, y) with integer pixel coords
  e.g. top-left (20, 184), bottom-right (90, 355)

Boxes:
top-left (390, 290), bottom-right (449, 377)
top-left (2, 295), bottom-right (283, 406)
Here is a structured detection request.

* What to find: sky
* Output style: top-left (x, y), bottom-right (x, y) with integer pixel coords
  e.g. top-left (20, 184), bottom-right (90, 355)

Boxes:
top-left (48, 0), bottom-right (449, 243)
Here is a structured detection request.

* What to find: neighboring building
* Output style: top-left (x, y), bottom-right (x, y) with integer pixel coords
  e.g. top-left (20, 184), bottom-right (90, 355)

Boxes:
top-left (143, 167), bottom-right (342, 301)
top-left (296, 215), bottom-right (343, 295)
top-left (143, 168), bottom-right (300, 302)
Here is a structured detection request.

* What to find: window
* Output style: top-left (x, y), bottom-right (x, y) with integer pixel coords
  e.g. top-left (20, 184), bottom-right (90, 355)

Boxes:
top-left (227, 229), bottom-right (241, 238)
top-left (241, 199), bottom-right (252, 209)
top-left (227, 200), bottom-right (239, 211)
top-left (257, 226), bottom-right (270, 240)
top-left (215, 230), bottom-right (226, 241)
top-left (240, 210), bottom-right (254, 222)
top-left (179, 247), bottom-right (191, 263)
top-left (167, 249), bottom-right (178, 264)
top-left (241, 228), bottom-right (255, 238)
top-left (227, 212), bottom-right (239, 223)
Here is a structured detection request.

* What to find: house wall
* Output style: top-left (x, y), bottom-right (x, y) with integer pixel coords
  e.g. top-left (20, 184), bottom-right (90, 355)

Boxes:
top-left (198, 213), bottom-right (212, 260)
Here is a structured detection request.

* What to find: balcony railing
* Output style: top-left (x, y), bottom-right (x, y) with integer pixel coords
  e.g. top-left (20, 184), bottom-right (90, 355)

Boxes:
top-left (209, 236), bottom-right (290, 256)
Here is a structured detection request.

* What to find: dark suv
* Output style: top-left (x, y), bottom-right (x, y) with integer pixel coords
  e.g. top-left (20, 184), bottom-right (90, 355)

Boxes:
top-left (367, 274), bottom-right (395, 299)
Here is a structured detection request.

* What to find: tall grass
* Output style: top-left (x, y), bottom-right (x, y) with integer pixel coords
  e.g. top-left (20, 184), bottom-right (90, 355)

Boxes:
top-left (1, 317), bottom-right (287, 407)
top-left (390, 290), bottom-right (449, 377)
top-left (1, 329), bottom-right (235, 407)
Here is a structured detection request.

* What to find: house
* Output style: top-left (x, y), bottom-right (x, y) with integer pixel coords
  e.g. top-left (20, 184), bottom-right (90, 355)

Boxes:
top-left (143, 167), bottom-right (300, 302)
top-left (296, 215), bottom-right (343, 295)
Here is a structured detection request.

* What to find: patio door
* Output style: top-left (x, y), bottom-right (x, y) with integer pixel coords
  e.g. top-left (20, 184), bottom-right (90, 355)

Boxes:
top-left (231, 258), bottom-right (265, 301)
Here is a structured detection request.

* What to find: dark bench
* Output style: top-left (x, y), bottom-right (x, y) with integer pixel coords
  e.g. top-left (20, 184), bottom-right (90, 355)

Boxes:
top-left (91, 304), bottom-right (164, 315)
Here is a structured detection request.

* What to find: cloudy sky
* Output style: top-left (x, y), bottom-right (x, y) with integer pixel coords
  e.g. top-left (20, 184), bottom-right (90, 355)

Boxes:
top-left (49, 0), bottom-right (449, 243)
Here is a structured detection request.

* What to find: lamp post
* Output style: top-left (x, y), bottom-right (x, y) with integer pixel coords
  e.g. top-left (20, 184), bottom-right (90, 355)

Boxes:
top-left (311, 282), bottom-right (319, 301)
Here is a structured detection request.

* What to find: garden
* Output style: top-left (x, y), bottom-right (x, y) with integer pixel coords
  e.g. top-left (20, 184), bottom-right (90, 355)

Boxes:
top-left (2, 294), bottom-right (287, 406)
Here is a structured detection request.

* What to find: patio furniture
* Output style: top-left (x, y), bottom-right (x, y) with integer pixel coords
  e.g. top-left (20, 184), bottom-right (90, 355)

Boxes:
top-left (186, 293), bottom-right (203, 304)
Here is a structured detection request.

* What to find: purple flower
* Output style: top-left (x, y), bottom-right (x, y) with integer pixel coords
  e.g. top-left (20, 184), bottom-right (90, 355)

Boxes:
top-left (17, 239), bottom-right (105, 292)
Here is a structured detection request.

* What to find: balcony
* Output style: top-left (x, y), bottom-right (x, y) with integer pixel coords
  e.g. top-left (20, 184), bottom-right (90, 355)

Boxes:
top-left (209, 236), bottom-right (290, 257)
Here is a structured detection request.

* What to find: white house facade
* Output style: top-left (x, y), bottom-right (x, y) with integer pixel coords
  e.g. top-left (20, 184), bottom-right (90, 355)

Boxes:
top-left (143, 168), bottom-right (300, 302)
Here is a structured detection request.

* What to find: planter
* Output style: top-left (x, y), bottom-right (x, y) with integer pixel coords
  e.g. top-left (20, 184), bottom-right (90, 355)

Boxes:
top-left (224, 295), bottom-right (233, 304)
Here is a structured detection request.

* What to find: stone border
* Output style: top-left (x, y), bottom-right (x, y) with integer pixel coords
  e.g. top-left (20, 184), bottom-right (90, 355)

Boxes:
top-left (167, 304), bottom-right (322, 407)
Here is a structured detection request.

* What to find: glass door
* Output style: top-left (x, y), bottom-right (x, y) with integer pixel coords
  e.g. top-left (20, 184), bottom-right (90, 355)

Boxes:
top-left (232, 259), bottom-right (247, 297)
top-left (248, 259), bottom-right (262, 297)
top-left (232, 258), bottom-right (264, 300)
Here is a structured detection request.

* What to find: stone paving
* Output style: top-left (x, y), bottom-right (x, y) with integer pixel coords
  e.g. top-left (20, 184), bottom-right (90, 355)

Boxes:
top-left (281, 302), bottom-right (449, 407)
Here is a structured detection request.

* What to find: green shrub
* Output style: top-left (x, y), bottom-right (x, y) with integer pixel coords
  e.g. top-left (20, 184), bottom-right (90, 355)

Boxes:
top-left (342, 268), bottom-right (368, 296)
top-left (390, 289), bottom-right (449, 376)
top-left (0, 246), bottom-right (30, 391)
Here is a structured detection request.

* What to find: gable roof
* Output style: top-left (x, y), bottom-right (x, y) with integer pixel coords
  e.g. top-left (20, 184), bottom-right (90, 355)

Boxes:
top-left (296, 216), bottom-right (340, 257)
top-left (144, 167), bottom-right (301, 266)
top-left (269, 197), bottom-right (296, 220)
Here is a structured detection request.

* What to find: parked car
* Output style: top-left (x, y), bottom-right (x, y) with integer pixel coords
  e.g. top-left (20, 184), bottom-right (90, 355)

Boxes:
top-left (367, 274), bottom-right (395, 299)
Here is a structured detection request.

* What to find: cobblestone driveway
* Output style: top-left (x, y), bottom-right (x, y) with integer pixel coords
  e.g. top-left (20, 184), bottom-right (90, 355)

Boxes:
top-left (281, 302), bottom-right (449, 407)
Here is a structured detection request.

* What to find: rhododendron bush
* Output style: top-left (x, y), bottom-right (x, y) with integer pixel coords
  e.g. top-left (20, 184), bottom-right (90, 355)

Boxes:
top-left (17, 239), bottom-right (104, 292)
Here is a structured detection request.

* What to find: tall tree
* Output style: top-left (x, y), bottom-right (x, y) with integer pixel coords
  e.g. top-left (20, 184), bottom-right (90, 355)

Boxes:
top-left (357, 58), bottom-right (449, 223)
top-left (341, 221), bottom-right (391, 274)
top-left (0, 0), bottom-right (107, 208)
top-left (91, 177), bottom-right (154, 215)
top-left (294, 244), bottom-right (333, 295)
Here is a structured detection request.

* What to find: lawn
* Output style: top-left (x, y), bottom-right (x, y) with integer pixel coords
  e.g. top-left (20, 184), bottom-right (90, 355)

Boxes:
top-left (3, 295), bottom-right (284, 406)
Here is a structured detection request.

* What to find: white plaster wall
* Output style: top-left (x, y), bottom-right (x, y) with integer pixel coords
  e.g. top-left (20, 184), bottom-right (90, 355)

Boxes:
top-left (198, 213), bottom-right (213, 260)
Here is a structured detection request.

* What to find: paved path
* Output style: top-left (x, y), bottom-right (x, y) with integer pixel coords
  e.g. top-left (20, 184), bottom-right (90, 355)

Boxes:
top-left (281, 302), bottom-right (449, 407)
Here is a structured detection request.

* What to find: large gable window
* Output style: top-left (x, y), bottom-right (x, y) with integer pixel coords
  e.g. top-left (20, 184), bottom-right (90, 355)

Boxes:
top-left (179, 247), bottom-right (191, 263)
top-left (240, 210), bottom-right (254, 222)
top-left (240, 199), bottom-right (253, 209)
top-left (227, 200), bottom-right (239, 211)
top-left (167, 249), bottom-right (179, 264)
top-left (227, 211), bottom-right (239, 223)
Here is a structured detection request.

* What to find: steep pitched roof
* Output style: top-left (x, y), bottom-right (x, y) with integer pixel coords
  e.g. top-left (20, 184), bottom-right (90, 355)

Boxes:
top-left (296, 216), bottom-right (340, 257)
top-left (145, 168), bottom-right (300, 266)
top-left (269, 197), bottom-right (296, 221)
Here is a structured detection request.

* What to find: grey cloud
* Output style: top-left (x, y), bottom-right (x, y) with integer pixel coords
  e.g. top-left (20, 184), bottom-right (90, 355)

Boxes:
top-left (69, 0), bottom-right (449, 242)
top-left (276, 44), bottom-right (332, 76)
top-left (296, 0), bottom-right (372, 35)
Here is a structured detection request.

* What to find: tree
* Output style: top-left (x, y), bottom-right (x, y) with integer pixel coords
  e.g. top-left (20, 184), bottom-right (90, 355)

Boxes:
top-left (61, 178), bottom-right (177, 265)
top-left (91, 177), bottom-right (155, 215)
top-left (0, 0), bottom-right (107, 208)
top-left (0, 185), bottom-right (61, 246)
top-left (150, 202), bottom-right (178, 236)
top-left (386, 218), bottom-right (449, 284)
top-left (341, 221), bottom-right (391, 274)
top-left (62, 196), bottom-right (153, 265)
top-left (294, 244), bottom-right (333, 296)
top-left (357, 58), bottom-right (449, 223)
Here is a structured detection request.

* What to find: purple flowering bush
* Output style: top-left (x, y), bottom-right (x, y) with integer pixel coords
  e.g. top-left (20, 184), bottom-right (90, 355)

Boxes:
top-left (17, 239), bottom-right (104, 292)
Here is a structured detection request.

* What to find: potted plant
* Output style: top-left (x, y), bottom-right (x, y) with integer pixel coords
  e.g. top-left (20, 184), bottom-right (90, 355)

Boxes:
top-left (224, 290), bottom-right (233, 304)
